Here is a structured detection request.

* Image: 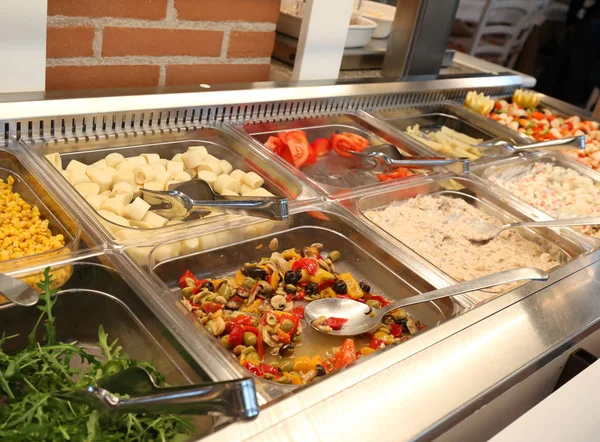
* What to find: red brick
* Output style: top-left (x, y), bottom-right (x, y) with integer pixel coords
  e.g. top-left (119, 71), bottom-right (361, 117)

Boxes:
top-left (102, 28), bottom-right (223, 57)
top-left (228, 31), bottom-right (275, 58)
top-left (47, 27), bottom-right (95, 58)
top-left (48, 0), bottom-right (167, 20)
top-left (165, 64), bottom-right (270, 86)
top-left (46, 65), bottom-right (160, 90)
top-left (175, 0), bottom-right (279, 22)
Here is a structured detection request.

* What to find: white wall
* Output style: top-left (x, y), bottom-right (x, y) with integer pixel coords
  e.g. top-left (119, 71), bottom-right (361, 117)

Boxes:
top-left (0, 0), bottom-right (47, 93)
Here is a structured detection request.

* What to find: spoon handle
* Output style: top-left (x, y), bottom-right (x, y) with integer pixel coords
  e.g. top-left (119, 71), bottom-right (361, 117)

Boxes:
top-left (513, 135), bottom-right (585, 151)
top-left (379, 268), bottom-right (549, 315)
top-left (505, 216), bottom-right (600, 230)
top-left (191, 196), bottom-right (289, 220)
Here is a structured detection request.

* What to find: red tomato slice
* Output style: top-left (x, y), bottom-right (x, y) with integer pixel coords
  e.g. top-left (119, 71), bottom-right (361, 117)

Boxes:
top-left (285, 131), bottom-right (310, 168)
top-left (331, 134), bottom-right (358, 158)
top-left (332, 339), bottom-right (357, 370)
top-left (304, 145), bottom-right (317, 166)
top-left (341, 132), bottom-right (369, 149)
top-left (279, 144), bottom-right (296, 166)
top-left (311, 138), bottom-right (332, 157)
top-left (265, 136), bottom-right (284, 154)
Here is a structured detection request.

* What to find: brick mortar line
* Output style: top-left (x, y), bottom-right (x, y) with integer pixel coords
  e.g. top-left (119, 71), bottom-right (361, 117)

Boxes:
top-left (165, 0), bottom-right (178, 21)
top-left (158, 65), bottom-right (167, 86)
top-left (220, 30), bottom-right (231, 58)
top-left (47, 16), bottom-right (276, 32)
top-left (92, 26), bottom-right (103, 58)
top-left (47, 57), bottom-right (272, 67)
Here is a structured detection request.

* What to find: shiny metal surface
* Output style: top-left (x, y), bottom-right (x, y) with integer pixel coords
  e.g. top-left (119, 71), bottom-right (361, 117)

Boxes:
top-left (348, 148), bottom-right (470, 174)
top-left (305, 268), bottom-right (548, 337)
top-left (0, 273), bottom-right (39, 306)
top-left (475, 135), bottom-right (586, 152)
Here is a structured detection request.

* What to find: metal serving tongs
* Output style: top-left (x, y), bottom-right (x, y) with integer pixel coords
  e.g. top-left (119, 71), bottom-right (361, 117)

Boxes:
top-left (348, 144), bottom-right (470, 174)
top-left (140, 179), bottom-right (289, 221)
top-left (53, 366), bottom-right (259, 419)
top-left (472, 135), bottom-right (586, 155)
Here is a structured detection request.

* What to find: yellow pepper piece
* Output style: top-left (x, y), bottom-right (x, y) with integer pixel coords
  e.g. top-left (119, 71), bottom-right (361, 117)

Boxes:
top-left (241, 299), bottom-right (262, 315)
top-left (293, 355), bottom-right (323, 374)
top-left (321, 287), bottom-right (336, 298)
top-left (310, 268), bottom-right (335, 284)
top-left (337, 273), bottom-right (363, 299)
top-left (282, 248), bottom-right (301, 260)
top-left (299, 269), bottom-right (310, 283)
top-left (234, 270), bottom-right (245, 286)
top-left (283, 372), bottom-right (302, 385)
top-left (373, 332), bottom-right (395, 344)
top-left (270, 271), bottom-right (280, 290)
top-left (360, 347), bottom-right (376, 356)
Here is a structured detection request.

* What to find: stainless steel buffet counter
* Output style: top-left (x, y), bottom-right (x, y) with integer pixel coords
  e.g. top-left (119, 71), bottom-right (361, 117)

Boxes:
top-left (1, 73), bottom-right (599, 441)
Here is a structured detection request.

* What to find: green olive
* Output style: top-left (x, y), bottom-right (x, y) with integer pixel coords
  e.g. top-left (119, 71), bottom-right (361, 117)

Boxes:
top-left (266, 313), bottom-right (278, 326)
top-left (218, 283), bottom-right (232, 299)
top-left (276, 376), bottom-right (292, 384)
top-left (328, 250), bottom-right (341, 262)
top-left (268, 361), bottom-right (280, 369)
top-left (280, 318), bottom-right (294, 333)
top-left (243, 277), bottom-right (257, 290)
top-left (243, 331), bottom-right (257, 346)
top-left (366, 299), bottom-right (381, 309)
top-left (220, 335), bottom-right (231, 349)
top-left (245, 352), bottom-right (260, 366)
top-left (280, 360), bottom-right (294, 372)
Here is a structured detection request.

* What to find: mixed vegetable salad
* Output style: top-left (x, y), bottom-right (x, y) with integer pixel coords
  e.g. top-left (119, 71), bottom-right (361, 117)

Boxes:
top-left (0, 269), bottom-right (194, 441)
top-left (179, 242), bottom-right (423, 385)
top-left (263, 130), bottom-right (414, 182)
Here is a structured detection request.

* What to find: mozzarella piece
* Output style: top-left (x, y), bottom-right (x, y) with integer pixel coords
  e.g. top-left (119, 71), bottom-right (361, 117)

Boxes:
top-left (98, 209), bottom-right (129, 227)
top-left (246, 187), bottom-right (275, 197)
top-left (187, 145), bottom-right (208, 155)
top-left (104, 167), bottom-right (118, 178)
top-left (220, 159), bottom-right (233, 175)
top-left (204, 154), bottom-right (218, 162)
top-left (66, 160), bottom-right (88, 176)
top-left (166, 220), bottom-right (183, 226)
top-left (181, 237), bottom-right (200, 254)
top-left (101, 198), bottom-right (126, 217)
top-left (91, 159), bottom-right (107, 169)
top-left (112, 181), bottom-right (134, 196)
top-left (114, 228), bottom-right (139, 240)
top-left (220, 189), bottom-right (239, 196)
top-left (141, 181), bottom-right (163, 204)
top-left (172, 171), bottom-right (191, 182)
top-left (154, 242), bottom-right (182, 262)
top-left (197, 170), bottom-right (218, 186)
top-left (243, 171), bottom-right (264, 189)
top-left (89, 168), bottom-right (114, 192)
top-left (141, 153), bottom-right (161, 165)
top-left (112, 192), bottom-right (132, 206)
top-left (134, 165), bottom-right (154, 184)
top-left (171, 153), bottom-right (184, 163)
top-left (86, 194), bottom-right (108, 210)
top-left (116, 161), bottom-right (135, 172)
top-left (197, 158), bottom-right (222, 175)
top-left (229, 169), bottom-right (246, 184)
top-left (152, 164), bottom-right (167, 174)
top-left (214, 174), bottom-right (236, 194)
top-left (185, 168), bottom-right (197, 178)
top-left (128, 220), bottom-right (153, 229)
top-left (166, 160), bottom-right (185, 174)
top-left (240, 183), bottom-right (253, 195)
top-left (164, 180), bottom-right (179, 190)
top-left (105, 153), bottom-right (125, 168)
top-left (75, 182), bottom-right (100, 196)
top-left (141, 210), bottom-right (168, 228)
top-left (69, 173), bottom-right (91, 186)
top-left (99, 190), bottom-right (112, 197)
top-left (115, 170), bottom-right (136, 186)
top-left (153, 170), bottom-right (172, 184)
top-left (124, 197), bottom-right (151, 221)
top-left (45, 153), bottom-right (62, 170)
top-left (126, 156), bottom-right (147, 166)
top-left (182, 150), bottom-right (207, 169)
top-left (159, 158), bottom-right (168, 166)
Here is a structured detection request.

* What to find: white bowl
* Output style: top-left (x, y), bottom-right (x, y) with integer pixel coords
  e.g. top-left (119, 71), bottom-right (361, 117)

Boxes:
top-left (360, 0), bottom-right (396, 39)
top-left (276, 10), bottom-right (377, 49)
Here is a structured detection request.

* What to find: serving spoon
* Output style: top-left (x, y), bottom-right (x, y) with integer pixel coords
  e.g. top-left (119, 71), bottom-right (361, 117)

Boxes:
top-left (304, 268), bottom-right (549, 337)
top-left (0, 273), bottom-right (39, 306)
top-left (463, 216), bottom-right (600, 243)
top-left (472, 135), bottom-right (585, 154)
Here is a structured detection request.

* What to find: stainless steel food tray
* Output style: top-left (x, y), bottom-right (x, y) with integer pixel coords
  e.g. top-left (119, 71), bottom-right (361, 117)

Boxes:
top-left (241, 111), bottom-right (438, 197)
top-left (148, 205), bottom-right (462, 401)
top-left (337, 174), bottom-right (588, 304)
top-left (0, 261), bottom-right (215, 438)
top-left (371, 102), bottom-right (530, 164)
top-left (475, 151), bottom-right (600, 248)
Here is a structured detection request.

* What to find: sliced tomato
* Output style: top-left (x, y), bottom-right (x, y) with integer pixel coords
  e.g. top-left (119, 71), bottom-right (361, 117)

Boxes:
top-left (265, 136), bottom-right (284, 154)
top-left (304, 145), bottom-right (317, 166)
top-left (376, 168), bottom-right (413, 181)
top-left (311, 138), bottom-right (332, 157)
top-left (332, 339), bottom-right (357, 370)
top-left (331, 134), bottom-right (358, 158)
top-left (279, 144), bottom-right (296, 166)
top-left (341, 132), bottom-right (369, 149)
top-left (285, 131), bottom-right (311, 168)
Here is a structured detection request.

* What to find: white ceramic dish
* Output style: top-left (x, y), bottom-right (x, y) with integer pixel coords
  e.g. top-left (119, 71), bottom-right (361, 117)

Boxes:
top-left (276, 10), bottom-right (377, 49)
top-left (360, 0), bottom-right (396, 39)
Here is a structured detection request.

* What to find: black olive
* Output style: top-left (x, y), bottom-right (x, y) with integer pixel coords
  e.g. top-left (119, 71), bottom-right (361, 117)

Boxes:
top-left (243, 266), bottom-right (268, 280)
top-left (397, 318), bottom-right (409, 333)
top-left (305, 282), bottom-right (319, 295)
top-left (333, 280), bottom-right (347, 295)
top-left (279, 343), bottom-right (294, 357)
top-left (316, 364), bottom-right (326, 376)
top-left (359, 281), bottom-right (371, 293)
top-left (284, 270), bottom-right (299, 285)
top-left (201, 280), bottom-right (214, 292)
top-left (236, 287), bottom-right (249, 298)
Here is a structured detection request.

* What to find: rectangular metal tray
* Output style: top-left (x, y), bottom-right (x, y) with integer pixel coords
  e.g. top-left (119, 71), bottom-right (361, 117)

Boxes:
top-left (243, 112), bottom-right (438, 196)
top-left (478, 151), bottom-right (600, 247)
top-left (347, 175), bottom-right (587, 304)
top-left (0, 261), bottom-right (214, 438)
top-left (40, 126), bottom-right (306, 241)
top-left (0, 149), bottom-right (80, 300)
top-left (149, 208), bottom-right (460, 400)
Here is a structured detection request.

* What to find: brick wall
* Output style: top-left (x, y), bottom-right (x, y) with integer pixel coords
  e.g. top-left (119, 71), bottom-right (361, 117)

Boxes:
top-left (46, 0), bottom-right (279, 91)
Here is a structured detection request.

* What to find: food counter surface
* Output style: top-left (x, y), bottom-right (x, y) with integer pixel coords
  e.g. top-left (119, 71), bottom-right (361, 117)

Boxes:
top-left (0, 74), bottom-right (598, 441)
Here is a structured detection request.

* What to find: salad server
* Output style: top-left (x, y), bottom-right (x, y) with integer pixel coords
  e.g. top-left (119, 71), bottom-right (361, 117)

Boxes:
top-left (473, 135), bottom-right (585, 153)
top-left (305, 268), bottom-right (548, 337)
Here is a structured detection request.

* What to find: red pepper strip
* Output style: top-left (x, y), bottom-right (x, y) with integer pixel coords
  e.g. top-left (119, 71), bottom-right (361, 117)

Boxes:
top-left (243, 325), bottom-right (264, 360)
top-left (369, 338), bottom-right (386, 350)
top-left (243, 362), bottom-right (263, 377)
top-left (389, 323), bottom-right (402, 338)
top-left (191, 279), bottom-right (208, 295)
top-left (228, 324), bottom-right (244, 348)
top-left (368, 294), bottom-right (391, 307)
top-left (294, 291), bottom-right (306, 301)
top-left (420, 324), bottom-right (427, 330)
top-left (259, 363), bottom-right (279, 377)
top-left (232, 315), bottom-right (254, 326)
top-left (286, 294), bottom-right (294, 302)
top-left (318, 280), bottom-right (335, 291)
top-left (179, 270), bottom-right (201, 288)
top-left (202, 302), bottom-right (223, 314)
top-left (290, 305), bottom-right (305, 319)
top-left (325, 317), bottom-right (348, 330)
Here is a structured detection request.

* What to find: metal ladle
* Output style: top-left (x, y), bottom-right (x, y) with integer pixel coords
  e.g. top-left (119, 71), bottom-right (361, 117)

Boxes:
top-left (0, 273), bottom-right (39, 306)
top-left (304, 268), bottom-right (549, 337)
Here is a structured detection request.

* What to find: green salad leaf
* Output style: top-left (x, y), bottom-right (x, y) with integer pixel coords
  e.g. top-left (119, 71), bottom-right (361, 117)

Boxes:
top-left (0, 268), bottom-right (195, 441)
